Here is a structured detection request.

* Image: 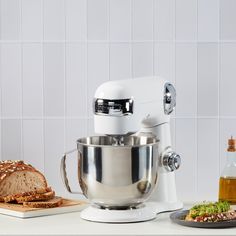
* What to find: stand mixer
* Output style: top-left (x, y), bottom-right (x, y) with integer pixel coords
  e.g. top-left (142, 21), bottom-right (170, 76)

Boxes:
top-left (61, 76), bottom-right (183, 223)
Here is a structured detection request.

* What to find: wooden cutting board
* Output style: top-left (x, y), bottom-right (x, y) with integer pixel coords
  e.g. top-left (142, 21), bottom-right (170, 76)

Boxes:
top-left (0, 198), bottom-right (88, 218)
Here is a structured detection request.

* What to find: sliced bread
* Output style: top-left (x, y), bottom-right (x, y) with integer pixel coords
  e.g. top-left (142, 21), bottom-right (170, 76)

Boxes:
top-left (16, 191), bottom-right (55, 203)
top-left (23, 197), bottom-right (63, 208)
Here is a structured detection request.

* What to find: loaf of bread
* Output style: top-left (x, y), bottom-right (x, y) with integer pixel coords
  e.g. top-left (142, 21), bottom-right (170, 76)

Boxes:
top-left (0, 160), bottom-right (47, 197)
top-left (0, 160), bottom-right (62, 208)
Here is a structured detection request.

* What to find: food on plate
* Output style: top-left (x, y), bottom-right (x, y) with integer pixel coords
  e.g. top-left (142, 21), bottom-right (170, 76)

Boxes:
top-left (185, 201), bottom-right (236, 222)
top-left (23, 196), bottom-right (63, 208)
top-left (0, 160), bottom-right (60, 208)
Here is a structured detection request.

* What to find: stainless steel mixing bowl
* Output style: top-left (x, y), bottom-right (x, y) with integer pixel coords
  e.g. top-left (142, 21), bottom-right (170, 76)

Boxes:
top-left (61, 135), bottom-right (159, 209)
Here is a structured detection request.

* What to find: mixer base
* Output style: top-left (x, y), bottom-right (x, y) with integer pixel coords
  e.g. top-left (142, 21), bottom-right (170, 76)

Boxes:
top-left (80, 201), bottom-right (183, 223)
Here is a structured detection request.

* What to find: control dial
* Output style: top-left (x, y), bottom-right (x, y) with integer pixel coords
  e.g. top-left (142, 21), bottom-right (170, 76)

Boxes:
top-left (163, 151), bottom-right (181, 172)
top-left (164, 83), bottom-right (176, 115)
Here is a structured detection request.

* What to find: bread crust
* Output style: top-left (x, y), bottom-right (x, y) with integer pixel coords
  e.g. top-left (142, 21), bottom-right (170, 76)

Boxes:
top-left (23, 197), bottom-right (63, 208)
top-left (16, 191), bottom-right (55, 203)
top-left (0, 160), bottom-right (48, 197)
top-left (3, 187), bottom-right (52, 203)
top-left (0, 160), bottom-right (47, 186)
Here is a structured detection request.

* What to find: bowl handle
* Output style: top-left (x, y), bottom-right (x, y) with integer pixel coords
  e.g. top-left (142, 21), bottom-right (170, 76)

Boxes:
top-left (61, 149), bottom-right (83, 195)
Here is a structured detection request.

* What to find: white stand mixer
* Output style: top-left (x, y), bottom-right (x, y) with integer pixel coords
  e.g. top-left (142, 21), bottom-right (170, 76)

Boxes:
top-left (82, 76), bottom-right (182, 222)
top-left (62, 76), bottom-right (183, 223)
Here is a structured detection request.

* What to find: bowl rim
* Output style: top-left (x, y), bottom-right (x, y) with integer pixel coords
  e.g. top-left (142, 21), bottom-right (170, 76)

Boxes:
top-left (76, 135), bottom-right (159, 148)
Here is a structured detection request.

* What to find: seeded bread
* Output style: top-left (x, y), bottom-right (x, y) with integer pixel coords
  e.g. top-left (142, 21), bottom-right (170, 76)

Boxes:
top-left (16, 191), bottom-right (55, 203)
top-left (3, 187), bottom-right (52, 203)
top-left (0, 160), bottom-right (47, 197)
top-left (23, 197), bottom-right (63, 208)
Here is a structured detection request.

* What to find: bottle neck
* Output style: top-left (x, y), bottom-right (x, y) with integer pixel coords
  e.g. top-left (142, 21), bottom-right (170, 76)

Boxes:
top-left (226, 151), bottom-right (236, 164)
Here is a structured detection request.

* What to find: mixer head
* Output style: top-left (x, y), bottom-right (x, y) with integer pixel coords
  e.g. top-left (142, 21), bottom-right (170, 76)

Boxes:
top-left (93, 77), bottom-right (176, 136)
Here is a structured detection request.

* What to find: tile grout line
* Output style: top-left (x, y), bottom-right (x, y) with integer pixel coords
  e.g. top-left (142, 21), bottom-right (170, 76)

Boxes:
top-left (63, 0), bottom-right (66, 151)
top-left (173, 0), bottom-right (176, 149)
top-left (129, 0), bottom-right (132, 79)
top-left (152, 0), bottom-right (155, 76)
top-left (0, 0), bottom-right (2, 161)
top-left (174, 0), bottom-right (177, 150)
top-left (42, 0), bottom-right (46, 174)
top-left (1, 39), bottom-right (236, 43)
top-left (20, 0), bottom-right (24, 162)
top-left (85, 0), bottom-right (88, 135)
top-left (86, 0), bottom-right (89, 135)
top-left (218, 0), bottom-right (221, 178)
top-left (195, 0), bottom-right (199, 199)
top-left (108, 0), bottom-right (110, 82)
top-left (131, 0), bottom-right (134, 78)
top-left (1, 116), bottom-right (236, 120)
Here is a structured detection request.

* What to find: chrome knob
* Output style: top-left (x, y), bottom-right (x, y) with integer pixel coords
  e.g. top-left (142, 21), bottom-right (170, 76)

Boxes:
top-left (163, 152), bottom-right (181, 172)
top-left (163, 83), bottom-right (176, 115)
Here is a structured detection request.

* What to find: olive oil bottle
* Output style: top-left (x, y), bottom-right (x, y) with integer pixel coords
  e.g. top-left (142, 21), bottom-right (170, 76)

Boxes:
top-left (219, 137), bottom-right (236, 204)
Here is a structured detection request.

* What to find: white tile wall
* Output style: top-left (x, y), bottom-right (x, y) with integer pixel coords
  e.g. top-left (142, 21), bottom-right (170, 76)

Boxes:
top-left (44, 43), bottom-right (65, 116)
top-left (175, 0), bottom-right (197, 40)
top-left (133, 0), bottom-right (153, 40)
top-left (0, 0), bottom-right (20, 40)
top-left (132, 42), bottom-right (153, 77)
top-left (220, 43), bottom-right (236, 116)
top-left (197, 43), bottom-right (218, 116)
top-left (22, 44), bottom-right (43, 117)
top-left (66, 43), bottom-right (87, 117)
top-left (1, 44), bottom-right (22, 117)
top-left (0, 0), bottom-right (236, 201)
top-left (110, 0), bottom-right (131, 41)
top-left (65, 0), bottom-right (87, 41)
top-left (23, 119), bottom-right (44, 171)
top-left (197, 119), bottom-right (219, 201)
top-left (43, 0), bottom-right (65, 40)
top-left (175, 43), bottom-right (197, 117)
top-left (1, 119), bottom-right (22, 160)
top-left (110, 43), bottom-right (131, 80)
top-left (87, 0), bottom-right (108, 40)
top-left (220, 0), bottom-right (236, 40)
top-left (154, 42), bottom-right (175, 84)
top-left (22, 0), bottom-right (42, 41)
top-left (154, 0), bottom-right (175, 41)
top-left (198, 0), bottom-right (219, 41)
top-left (175, 119), bottom-right (197, 201)
top-left (44, 119), bottom-right (64, 193)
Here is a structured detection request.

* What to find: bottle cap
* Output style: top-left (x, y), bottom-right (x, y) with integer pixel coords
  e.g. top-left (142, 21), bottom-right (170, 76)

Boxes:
top-left (227, 136), bottom-right (236, 152)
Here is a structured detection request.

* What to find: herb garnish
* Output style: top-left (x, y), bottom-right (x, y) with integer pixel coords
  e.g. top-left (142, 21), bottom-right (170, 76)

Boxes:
top-left (189, 201), bottom-right (230, 219)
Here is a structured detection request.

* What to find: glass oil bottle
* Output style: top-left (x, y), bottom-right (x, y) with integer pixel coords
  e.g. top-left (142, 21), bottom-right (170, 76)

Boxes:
top-left (219, 137), bottom-right (236, 204)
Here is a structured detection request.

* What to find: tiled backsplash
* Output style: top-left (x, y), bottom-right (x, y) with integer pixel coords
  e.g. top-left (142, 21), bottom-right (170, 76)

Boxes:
top-left (1, 0), bottom-right (236, 201)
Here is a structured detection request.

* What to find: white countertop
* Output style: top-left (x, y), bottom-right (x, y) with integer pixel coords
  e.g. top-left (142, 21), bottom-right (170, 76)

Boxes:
top-left (0, 203), bottom-right (236, 236)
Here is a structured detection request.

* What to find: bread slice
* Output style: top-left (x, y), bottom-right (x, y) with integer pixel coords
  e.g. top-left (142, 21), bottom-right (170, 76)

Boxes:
top-left (23, 197), bottom-right (63, 208)
top-left (3, 187), bottom-right (52, 203)
top-left (0, 160), bottom-right (47, 196)
top-left (16, 191), bottom-right (55, 203)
